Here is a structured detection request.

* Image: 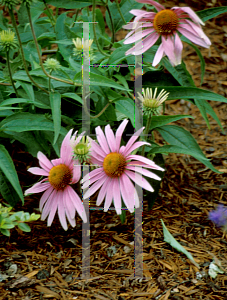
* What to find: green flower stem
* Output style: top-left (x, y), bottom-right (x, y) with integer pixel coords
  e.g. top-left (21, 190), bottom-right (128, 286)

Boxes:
top-left (0, 82), bottom-right (11, 86)
top-left (8, 9), bottom-right (49, 94)
top-left (92, 0), bottom-right (110, 57)
top-left (6, 50), bottom-right (19, 97)
top-left (141, 113), bottom-right (152, 157)
top-left (114, 0), bottom-right (126, 25)
top-left (83, 96), bottom-right (110, 119)
top-left (26, 5), bottom-right (79, 86)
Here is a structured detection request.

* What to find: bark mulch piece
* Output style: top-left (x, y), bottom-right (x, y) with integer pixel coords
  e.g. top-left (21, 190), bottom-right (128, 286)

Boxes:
top-left (1, 0), bottom-right (227, 299)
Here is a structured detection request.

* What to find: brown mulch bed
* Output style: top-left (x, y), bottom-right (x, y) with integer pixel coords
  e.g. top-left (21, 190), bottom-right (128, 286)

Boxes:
top-left (0, 0), bottom-right (227, 299)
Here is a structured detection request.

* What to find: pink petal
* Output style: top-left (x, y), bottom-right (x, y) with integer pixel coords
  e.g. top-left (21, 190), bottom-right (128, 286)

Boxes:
top-left (60, 129), bottom-right (74, 166)
top-left (90, 139), bottom-right (107, 159)
top-left (173, 33), bottom-right (183, 65)
top-left (57, 191), bottom-right (68, 230)
top-left (71, 162), bottom-right (81, 184)
top-left (65, 209), bottom-right (76, 228)
top-left (125, 31), bottom-right (159, 55)
top-left (121, 126), bottom-right (144, 156)
top-left (126, 165), bottom-right (161, 180)
top-left (125, 170), bottom-right (154, 192)
top-left (41, 189), bottom-right (57, 220)
top-left (183, 20), bottom-right (211, 46)
top-left (119, 174), bottom-right (136, 213)
top-left (103, 180), bottom-right (113, 212)
top-left (96, 178), bottom-right (111, 206)
top-left (37, 151), bottom-right (53, 172)
top-left (124, 28), bottom-right (154, 44)
top-left (67, 186), bottom-right (87, 223)
top-left (152, 43), bottom-right (165, 66)
top-left (83, 171), bottom-right (106, 189)
top-left (123, 141), bottom-right (150, 157)
top-left (112, 178), bottom-right (122, 215)
top-left (162, 35), bottom-right (179, 66)
top-left (24, 180), bottom-right (50, 195)
top-left (95, 126), bottom-right (110, 155)
top-left (127, 155), bottom-right (165, 171)
top-left (115, 119), bottom-right (128, 151)
top-left (51, 158), bottom-right (62, 166)
top-left (105, 124), bottom-right (116, 152)
top-left (83, 175), bottom-right (107, 199)
top-left (135, 0), bottom-right (165, 11)
top-left (178, 26), bottom-right (210, 48)
top-left (47, 194), bottom-right (58, 226)
top-left (39, 186), bottom-right (54, 210)
top-left (27, 167), bottom-right (49, 176)
top-left (82, 167), bottom-right (104, 183)
top-left (173, 6), bottom-right (204, 25)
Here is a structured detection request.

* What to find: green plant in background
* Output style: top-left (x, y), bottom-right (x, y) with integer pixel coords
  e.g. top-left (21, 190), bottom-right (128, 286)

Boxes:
top-left (0, 0), bottom-right (226, 229)
top-left (0, 203), bottom-right (40, 236)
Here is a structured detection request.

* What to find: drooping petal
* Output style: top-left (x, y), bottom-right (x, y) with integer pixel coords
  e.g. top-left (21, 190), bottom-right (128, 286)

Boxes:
top-left (82, 168), bottom-right (104, 183)
top-left (173, 33), bottom-right (183, 66)
top-left (126, 164), bottom-right (161, 180)
top-left (83, 171), bottom-right (106, 189)
top-left (178, 26), bottom-right (210, 48)
top-left (119, 174), bottom-right (136, 213)
top-left (152, 43), bottom-right (165, 66)
top-left (47, 194), bottom-right (58, 226)
top-left (125, 169), bottom-right (154, 192)
top-left (41, 189), bottom-right (57, 220)
top-left (67, 187), bottom-right (87, 223)
top-left (71, 162), bottom-right (81, 184)
top-left (112, 178), bottom-right (122, 215)
top-left (103, 181), bottom-right (113, 212)
top-left (162, 36), bottom-right (179, 66)
top-left (57, 190), bottom-right (68, 230)
top-left (24, 180), bottom-right (50, 195)
top-left (173, 6), bottom-right (204, 25)
top-left (83, 175), bottom-right (108, 199)
top-left (27, 167), bottom-right (49, 176)
top-left (96, 178), bottom-right (111, 206)
top-left (127, 155), bottom-right (165, 171)
top-left (124, 28), bottom-right (154, 44)
top-left (39, 186), bottom-right (54, 211)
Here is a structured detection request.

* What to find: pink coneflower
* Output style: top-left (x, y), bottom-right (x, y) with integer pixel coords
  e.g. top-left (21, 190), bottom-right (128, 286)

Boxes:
top-left (24, 130), bottom-right (87, 230)
top-left (123, 0), bottom-right (211, 66)
top-left (82, 119), bottom-right (164, 214)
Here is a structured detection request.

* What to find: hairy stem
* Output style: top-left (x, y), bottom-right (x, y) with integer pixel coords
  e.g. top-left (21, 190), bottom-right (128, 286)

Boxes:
top-left (6, 50), bottom-right (19, 97)
top-left (141, 114), bottom-right (152, 157)
top-left (115, 0), bottom-right (126, 25)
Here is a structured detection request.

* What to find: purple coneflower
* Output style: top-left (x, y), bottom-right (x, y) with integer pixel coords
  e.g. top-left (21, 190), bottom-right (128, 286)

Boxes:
top-left (123, 0), bottom-right (211, 66)
top-left (24, 130), bottom-right (87, 230)
top-left (82, 119), bottom-right (164, 214)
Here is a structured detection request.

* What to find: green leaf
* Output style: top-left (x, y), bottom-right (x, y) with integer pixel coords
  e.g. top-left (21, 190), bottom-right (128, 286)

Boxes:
top-left (17, 223), bottom-right (31, 232)
top-left (0, 146), bottom-right (24, 203)
top-left (0, 228), bottom-right (10, 236)
top-left (1, 222), bottom-right (15, 229)
top-left (96, 8), bottom-right (105, 35)
top-left (0, 169), bottom-right (21, 207)
top-left (155, 125), bottom-right (221, 173)
top-left (0, 112), bottom-right (66, 134)
top-left (197, 7), bottom-right (227, 22)
top-left (96, 98), bottom-right (116, 121)
top-left (62, 93), bottom-right (83, 104)
top-left (0, 98), bottom-right (33, 106)
top-left (149, 115), bottom-right (194, 131)
top-left (161, 219), bottom-right (200, 268)
top-left (74, 72), bottom-right (130, 91)
top-left (115, 98), bottom-right (136, 127)
top-left (181, 36), bottom-right (205, 85)
top-left (50, 92), bottom-right (61, 145)
top-left (162, 59), bottom-right (194, 87)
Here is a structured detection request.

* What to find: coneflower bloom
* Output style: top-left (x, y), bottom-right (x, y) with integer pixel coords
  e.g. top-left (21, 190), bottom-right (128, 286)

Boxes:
top-left (123, 0), bottom-right (211, 66)
top-left (24, 130), bottom-right (87, 230)
top-left (82, 119), bottom-right (164, 214)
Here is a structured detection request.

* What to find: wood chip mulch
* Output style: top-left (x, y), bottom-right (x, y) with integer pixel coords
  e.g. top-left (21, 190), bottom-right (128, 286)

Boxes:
top-left (0, 0), bottom-right (227, 299)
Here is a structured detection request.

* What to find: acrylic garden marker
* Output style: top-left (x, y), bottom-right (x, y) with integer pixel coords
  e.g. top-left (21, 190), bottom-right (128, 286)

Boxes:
top-left (123, 0), bottom-right (211, 66)
top-left (24, 129), bottom-right (87, 231)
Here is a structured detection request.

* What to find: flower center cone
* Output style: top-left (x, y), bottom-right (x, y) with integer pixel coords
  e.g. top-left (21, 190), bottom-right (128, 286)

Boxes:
top-left (153, 9), bottom-right (179, 35)
top-left (48, 164), bottom-right (72, 190)
top-left (103, 153), bottom-right (126, 178)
